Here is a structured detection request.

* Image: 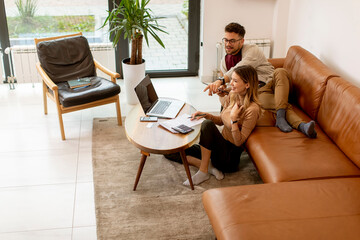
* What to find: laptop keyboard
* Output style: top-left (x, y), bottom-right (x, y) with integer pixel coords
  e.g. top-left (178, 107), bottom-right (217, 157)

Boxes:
top-left (151, 100), bottom-right (171, 114)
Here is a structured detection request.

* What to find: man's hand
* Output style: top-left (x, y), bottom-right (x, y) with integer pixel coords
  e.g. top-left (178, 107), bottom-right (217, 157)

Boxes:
top-left (203, 80), bottom-right (222, 96)
top-left (217, 85), bottom-right (230, 97)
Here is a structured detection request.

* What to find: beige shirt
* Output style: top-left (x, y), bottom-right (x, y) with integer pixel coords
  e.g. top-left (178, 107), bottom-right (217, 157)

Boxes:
top-left (220, 44), bottom-right (274, 83)
top-left (208, 96), bottom-right (261, 147)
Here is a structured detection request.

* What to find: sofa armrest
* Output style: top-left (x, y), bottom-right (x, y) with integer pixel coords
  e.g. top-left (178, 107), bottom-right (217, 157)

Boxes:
top-left (268, 58), bottom-right (285, 68)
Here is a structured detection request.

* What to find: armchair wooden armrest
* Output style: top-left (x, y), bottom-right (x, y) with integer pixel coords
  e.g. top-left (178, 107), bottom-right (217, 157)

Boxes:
top-left (35, 62), bottom-right (58, 91)
top-left (94, 59), bottom-right (120, 83)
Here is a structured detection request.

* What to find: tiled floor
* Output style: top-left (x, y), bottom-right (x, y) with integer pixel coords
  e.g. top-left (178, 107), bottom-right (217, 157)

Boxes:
top-left (0, 77), bottom-right (220, 239)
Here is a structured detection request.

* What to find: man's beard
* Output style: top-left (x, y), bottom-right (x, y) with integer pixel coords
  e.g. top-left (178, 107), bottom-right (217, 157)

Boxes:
top-left (226, 46), bottom-right (240, 55)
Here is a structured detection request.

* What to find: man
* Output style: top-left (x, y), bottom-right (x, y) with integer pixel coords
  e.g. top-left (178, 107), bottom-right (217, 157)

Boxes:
top-left (204, 22), bottom-right (316, 138)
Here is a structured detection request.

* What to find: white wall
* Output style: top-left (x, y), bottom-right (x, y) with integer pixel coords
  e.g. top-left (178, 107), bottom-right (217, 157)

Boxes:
top-left (200, 0), bottom-right (276, 83)
top-left (282, 0), bottom-right (360, 87)
top-left (201, 0), bottom-right (360, 88)
top-left (271, 0), bottom-right (290, 57)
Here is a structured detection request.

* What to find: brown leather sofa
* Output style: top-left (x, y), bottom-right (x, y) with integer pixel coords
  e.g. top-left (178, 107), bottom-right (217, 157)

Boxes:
top-left (202, 46), bottom-right (360, 240)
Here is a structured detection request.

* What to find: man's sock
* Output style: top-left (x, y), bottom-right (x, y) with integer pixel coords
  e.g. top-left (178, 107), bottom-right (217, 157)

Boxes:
top-left (208, 162), bottom-right (224, 180)
top-left (298, 120), bottom-right (317, 138)
top-left (275, 108), bottom-right (293, 132)
top-left (183, 170), bottom-right (210, 186)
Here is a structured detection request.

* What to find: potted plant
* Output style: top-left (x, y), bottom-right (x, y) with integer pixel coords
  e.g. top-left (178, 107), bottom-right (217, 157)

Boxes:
top-left (102, 0), bottom-right (167, 104)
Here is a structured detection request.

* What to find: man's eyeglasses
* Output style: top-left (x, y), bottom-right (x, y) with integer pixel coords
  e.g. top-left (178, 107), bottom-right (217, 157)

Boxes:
top-left (222, 38), bottom-right (242, 45)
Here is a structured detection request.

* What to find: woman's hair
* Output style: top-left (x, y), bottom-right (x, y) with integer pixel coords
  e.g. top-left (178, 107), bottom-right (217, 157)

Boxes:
top-left (228, 65), bottom-right (261, 110)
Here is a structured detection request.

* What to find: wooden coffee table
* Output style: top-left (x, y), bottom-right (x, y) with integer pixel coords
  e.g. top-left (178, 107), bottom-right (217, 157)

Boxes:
top-left (125, 103), bottom-right (201, 190)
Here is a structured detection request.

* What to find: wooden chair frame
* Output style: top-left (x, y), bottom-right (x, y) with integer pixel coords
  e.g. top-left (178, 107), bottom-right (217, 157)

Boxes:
top-left (35, 32), bottom-right (122, 140)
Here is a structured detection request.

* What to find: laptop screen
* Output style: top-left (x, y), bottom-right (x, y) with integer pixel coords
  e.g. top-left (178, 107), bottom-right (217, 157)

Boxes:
top-left (134, 75), bottom-right (159, 113)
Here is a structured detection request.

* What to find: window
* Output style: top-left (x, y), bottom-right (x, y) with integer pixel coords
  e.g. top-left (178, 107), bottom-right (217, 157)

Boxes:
top-left (113, 0), bottom-right (200, 77)
top-left (2, 0), bottom-right (114, 84)
top-left (143, 0), bottom-right (189, 71)
top-left (0, 0), bottom-right (200, 83)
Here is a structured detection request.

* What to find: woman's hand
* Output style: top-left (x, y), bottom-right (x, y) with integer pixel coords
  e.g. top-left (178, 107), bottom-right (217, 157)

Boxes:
top-left (190, 111), bottom-right (207, 120)
top-left (230, 103), bottom-right (243, 122)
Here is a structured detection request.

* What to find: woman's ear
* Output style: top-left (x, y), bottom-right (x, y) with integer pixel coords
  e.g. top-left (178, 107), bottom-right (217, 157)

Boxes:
top-left (245, 83), bottom-right (250, 89)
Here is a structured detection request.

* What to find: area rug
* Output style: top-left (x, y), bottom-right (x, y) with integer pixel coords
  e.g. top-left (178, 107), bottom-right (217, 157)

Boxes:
top-left (92, 117), bottom-right (263, 240)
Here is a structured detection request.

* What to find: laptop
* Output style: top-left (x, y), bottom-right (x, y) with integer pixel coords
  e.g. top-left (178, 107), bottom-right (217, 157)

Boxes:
top-left (134, 75), bottom-right (185, 118)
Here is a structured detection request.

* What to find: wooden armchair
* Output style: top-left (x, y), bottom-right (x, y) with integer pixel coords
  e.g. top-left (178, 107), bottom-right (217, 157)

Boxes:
top-left (35, 32), bottom-right (122, 140)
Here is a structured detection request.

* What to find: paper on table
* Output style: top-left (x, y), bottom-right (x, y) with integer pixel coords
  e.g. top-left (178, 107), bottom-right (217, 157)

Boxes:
top-left (159, 114), bottom-right (205, 133)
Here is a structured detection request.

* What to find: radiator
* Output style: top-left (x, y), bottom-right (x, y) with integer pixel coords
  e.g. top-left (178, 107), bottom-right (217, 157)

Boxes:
top-left (2, 43), bottom-right (115, 85)
top-left (215, 38), bottom-right (271, 79)
top-left (244, 38), bottom-right (271, 59)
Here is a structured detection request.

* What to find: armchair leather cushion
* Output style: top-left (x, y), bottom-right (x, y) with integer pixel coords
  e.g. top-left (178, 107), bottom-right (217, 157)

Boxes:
top-left (36, 35), bottom-right (96, 83)
top-left (56, 76), bottom-right (120, 107)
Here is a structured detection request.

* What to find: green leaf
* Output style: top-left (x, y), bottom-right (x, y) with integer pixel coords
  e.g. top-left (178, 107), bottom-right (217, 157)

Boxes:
top-left (101, 0), bottom-right (169, 63)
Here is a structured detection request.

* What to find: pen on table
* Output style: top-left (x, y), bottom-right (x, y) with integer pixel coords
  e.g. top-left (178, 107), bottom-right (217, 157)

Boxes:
top-left (188, 114), bottom-right (206, 118)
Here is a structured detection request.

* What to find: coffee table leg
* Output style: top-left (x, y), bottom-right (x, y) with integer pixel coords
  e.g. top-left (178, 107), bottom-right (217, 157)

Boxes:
top-left (133, 151), bottom-right (150, 191)
top-left (179, 150), bottom-right (194, 190)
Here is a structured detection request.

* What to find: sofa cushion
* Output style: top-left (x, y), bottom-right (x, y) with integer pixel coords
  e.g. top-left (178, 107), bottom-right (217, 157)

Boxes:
top-left (246, 121), bottom-right (360, 183)
top-left (317, 77), bottom-right (360, 167)
top-left (267, 58), bottom-right (284, 69)
top-left (36, 35), bottom-right (96, 83)
top-left (203, 177), bottom-right (360, 240)
top-left (283, 46), bottom-right (338, 119)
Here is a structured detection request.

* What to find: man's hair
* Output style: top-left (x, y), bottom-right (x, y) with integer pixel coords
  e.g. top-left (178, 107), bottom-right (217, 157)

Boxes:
top-left (225, 23), bottom-right (246, 38)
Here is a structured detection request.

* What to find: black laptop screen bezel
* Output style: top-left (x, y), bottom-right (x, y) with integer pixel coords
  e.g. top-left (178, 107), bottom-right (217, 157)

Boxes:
top-left (134, 75), bottom-right (159, 114)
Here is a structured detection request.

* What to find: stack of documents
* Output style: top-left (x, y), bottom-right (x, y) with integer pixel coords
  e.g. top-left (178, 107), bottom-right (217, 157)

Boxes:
top-left (159, 114), bottom-right (205, 133)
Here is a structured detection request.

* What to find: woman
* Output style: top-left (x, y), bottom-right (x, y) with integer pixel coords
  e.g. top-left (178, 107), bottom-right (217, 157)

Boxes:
top-left (184, 65), bottom-right (262, 186)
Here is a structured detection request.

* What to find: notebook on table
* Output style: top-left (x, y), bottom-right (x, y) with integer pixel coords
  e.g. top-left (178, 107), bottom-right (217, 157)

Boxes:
top-left (134, 75), bottom-right (185, 118)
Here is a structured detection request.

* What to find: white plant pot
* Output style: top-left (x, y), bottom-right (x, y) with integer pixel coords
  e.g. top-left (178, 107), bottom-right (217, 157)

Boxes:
top-left (122, 58), bottom-right (146, 105)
